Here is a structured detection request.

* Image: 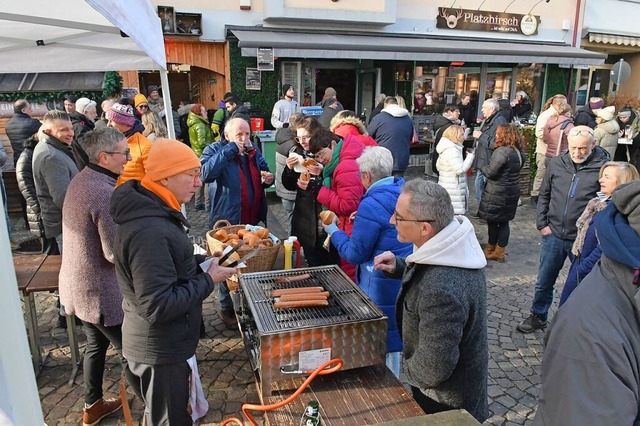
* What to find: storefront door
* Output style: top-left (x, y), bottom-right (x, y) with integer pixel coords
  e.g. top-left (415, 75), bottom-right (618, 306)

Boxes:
top-left (356, 68), bottom-right (381, 120)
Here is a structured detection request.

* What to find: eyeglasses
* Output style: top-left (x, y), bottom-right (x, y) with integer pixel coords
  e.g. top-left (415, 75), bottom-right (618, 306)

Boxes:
top-left (104, 148), bottom-right (131, 159)
top-left (182, 169), bottom-right (202, 182)
top-left (294, 135), bottom-right (311, 144)
top-left (137, 104), bottom-right (149, 109)
top-left (568, 129), bottom-right (594, 137)
top-left (393, 210), bottom-right (435, 223)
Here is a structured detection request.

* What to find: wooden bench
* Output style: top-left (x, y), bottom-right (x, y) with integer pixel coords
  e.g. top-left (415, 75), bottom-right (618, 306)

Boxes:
top-left (13, 254), bottom-right (81, 385)
top-left (263, 366), bottom-right (425, 425)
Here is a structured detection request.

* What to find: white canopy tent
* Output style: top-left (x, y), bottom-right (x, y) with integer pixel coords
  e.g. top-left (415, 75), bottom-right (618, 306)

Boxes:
top-left (0, 1), bottom-right (167, 424)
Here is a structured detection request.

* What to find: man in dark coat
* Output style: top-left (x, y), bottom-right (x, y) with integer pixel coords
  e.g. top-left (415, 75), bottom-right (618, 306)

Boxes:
top-left (374, 179), bottom-right (488, 423)
top-left (574, 97), bottom-right (603, 129)
top-left (457, 93), bottom-right (476, 129)
top-left (69, 97), bottom-right (97, 170)
top-left (111, 139), bottom-right (236, 425)
top-left (368, 97), bottom-right (413, 177)
top-left (5, 99), bottom-right (42, 165)
top-left (472, 99), bottom-right (508, 208)
top-left (517, 126), bottom-right (610, 333)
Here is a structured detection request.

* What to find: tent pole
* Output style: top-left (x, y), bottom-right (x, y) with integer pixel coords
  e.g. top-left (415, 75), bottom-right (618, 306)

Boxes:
top-left (160, 69), bottom-right (175, 139)
top-left (0, 196), bottom-right (45, 426)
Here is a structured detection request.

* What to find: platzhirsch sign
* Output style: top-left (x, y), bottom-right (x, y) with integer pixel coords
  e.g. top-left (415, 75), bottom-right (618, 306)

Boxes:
top-left (436, 8), bottom-right (539, 36)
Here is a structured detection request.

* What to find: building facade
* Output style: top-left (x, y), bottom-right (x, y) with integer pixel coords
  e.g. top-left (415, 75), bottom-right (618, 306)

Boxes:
top-left (144, 0), bottom-right (604, 121)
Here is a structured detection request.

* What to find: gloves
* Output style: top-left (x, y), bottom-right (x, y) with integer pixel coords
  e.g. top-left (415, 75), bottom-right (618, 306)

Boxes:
top-left (211, 123), bottom-right (221, 141)
top-left (282, 122), bottom-right (289, 128)
top-left (324, 222), bottom-right (339, 236)
top-left (306, 176), bottom-right (323, 196)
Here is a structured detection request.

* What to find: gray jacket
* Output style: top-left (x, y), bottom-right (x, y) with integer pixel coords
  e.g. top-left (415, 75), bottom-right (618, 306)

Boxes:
top-left (536, 146), bottom-right (609, 240)
top-left (32, 133), bottom-right (78, 238)
top-left (535, 256), bottom-right (640, 425)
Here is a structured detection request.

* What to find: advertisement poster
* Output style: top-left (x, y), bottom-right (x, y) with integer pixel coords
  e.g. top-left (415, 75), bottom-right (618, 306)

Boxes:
top-left (246, 68), bottom-right (261, 90)
top-left (257, 47), bottom-right (274, 71)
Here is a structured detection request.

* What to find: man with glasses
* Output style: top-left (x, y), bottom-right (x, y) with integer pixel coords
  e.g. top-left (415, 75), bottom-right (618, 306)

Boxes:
top-left (58, 127), bottom-right (138, 425)
top-left (106, 102), bottom-right (152, 186)
top-left (517, 125), bottom-right (610, 333)
top-left (111, 138), bottom-right (236, 424)
top-left (374, 179), bottom-right (488, 423)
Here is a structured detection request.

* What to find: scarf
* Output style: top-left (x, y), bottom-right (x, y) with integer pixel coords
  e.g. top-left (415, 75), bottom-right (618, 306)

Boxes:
top-left (572, 195), bottom-right (608, 256)
top-left (321, 139), bottom-right (343, 189)
top-left (140, 174), bottom-right (181, 212)
top-left (237, 148), bottom-right (264, 225)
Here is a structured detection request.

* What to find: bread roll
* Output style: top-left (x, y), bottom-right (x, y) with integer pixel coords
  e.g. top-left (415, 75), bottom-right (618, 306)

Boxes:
top-left (253, 228), bottom-right (269, 239)
top-left (213, 229), bottom-right (228, 242)
top-left (237, 229), bottom-right (249, 238)
top-left (300, 172), bottom-right (310, 182)
top-left (319, 210), bottom-right (337, 225)
top-left (302, 158), bottom-right (319, 168)
top-left (243, 233), bottom-right (261, 247)
top-left (226, 233), bottom-right (239, 240)
top-left (220, 250), bottom-right (240, 267)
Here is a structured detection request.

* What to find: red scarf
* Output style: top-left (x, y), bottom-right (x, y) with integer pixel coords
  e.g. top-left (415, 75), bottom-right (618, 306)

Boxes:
top-left (237, 149), bottom-right (264, 225)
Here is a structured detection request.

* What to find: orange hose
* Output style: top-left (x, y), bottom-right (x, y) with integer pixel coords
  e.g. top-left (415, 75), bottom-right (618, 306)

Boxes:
top-left (220, 358), bottom-right (344, 426)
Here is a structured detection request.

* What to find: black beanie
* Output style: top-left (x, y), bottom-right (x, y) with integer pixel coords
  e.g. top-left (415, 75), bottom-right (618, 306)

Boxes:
top-left (282, 84), bottom-right (293, 96)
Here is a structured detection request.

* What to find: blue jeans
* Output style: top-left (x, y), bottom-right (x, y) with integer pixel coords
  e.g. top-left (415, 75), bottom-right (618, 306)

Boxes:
top-left (531, 234), bottom-right (575, 320)
top-left (219, 281), bottom-right (233, 310)
top-left (475, 172), bottom-right (486, 206)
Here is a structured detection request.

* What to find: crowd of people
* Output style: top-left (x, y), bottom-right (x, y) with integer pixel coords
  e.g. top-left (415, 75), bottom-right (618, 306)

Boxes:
top-left (2, 82), bottom-right (640, 424)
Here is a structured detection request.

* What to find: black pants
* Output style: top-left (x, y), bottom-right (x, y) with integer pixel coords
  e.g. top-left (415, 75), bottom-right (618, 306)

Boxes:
top-left (128, 360), bottom-right (192, 425)
top-left (487, 221), bottom-right (510, 247)
top-left (411, 386), bottom-right (455, 415)
top-left (82, 320), bottom-right (141, 405)
top-left (41, 237), bottom-right (59, 255)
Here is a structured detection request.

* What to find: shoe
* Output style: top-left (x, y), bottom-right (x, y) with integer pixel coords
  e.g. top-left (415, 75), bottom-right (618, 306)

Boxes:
top-left (516, 314), bottom-right (547, 333)
top-left (194, 204), bottom-right (204, 211)
top-left (487, 245), bottom-right (505, 262)
top-left (82, 397), bottom-right (122, 426)
top-left (220, 308), bottom-right (237, 327)
top-left (482, 243), bottom-right (496, 259)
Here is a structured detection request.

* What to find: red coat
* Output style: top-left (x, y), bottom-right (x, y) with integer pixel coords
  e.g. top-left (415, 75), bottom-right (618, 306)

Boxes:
top-left (317, 133), bottom-right (365, 280)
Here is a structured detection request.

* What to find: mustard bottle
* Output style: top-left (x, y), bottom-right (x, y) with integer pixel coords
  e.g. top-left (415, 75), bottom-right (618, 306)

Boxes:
top-left (284, 238), bottom-right (293, 269)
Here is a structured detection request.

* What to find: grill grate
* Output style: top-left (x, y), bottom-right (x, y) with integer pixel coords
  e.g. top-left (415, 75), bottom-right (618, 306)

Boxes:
top-left (239, 266), bottom-right (383, 333)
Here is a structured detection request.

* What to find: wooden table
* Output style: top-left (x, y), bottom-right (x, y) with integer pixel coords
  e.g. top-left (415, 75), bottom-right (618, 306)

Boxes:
top-left (262, 366), bottom-right (425, 425)
top-left (13, 254), bottom-right (81, 385)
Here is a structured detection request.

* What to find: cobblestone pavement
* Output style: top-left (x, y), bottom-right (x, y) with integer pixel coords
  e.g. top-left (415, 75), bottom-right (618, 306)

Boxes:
top-left (9, 167), bottom-right (567, 425)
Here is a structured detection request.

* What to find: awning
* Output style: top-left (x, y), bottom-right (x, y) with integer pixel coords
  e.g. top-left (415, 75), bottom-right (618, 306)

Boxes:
top-left (230, 28), bottom-right (606, 66)
top-left (588, 32), bottom-right (640, 48)
top-left (0, 72), bottom-right (105, 92)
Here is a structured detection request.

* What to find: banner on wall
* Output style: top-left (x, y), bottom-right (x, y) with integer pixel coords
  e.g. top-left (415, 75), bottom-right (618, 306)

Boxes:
top-left (436, 8), bottom-right (539, 36)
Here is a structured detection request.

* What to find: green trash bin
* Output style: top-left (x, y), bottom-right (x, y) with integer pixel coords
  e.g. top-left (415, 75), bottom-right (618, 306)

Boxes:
top-left (255, 130), bottom-right (276, 193)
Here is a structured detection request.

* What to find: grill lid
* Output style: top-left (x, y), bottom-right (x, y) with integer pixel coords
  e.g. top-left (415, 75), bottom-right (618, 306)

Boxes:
top-left (239, 266), bottom-right (384, 333)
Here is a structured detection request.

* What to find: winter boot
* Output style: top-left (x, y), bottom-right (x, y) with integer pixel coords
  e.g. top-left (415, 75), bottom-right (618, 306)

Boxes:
top-left (487, 245), bottom-right (505, 262)
top-left (482, 243), bottom-right (496, 259)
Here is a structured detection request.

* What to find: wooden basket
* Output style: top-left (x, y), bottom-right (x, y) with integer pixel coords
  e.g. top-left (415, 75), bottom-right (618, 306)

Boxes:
top-left (206, 220), bottom-right (281, 274)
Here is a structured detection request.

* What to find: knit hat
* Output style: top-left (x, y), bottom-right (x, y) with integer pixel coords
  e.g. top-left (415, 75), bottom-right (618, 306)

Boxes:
top-left (618, 110), bottom-right (632, 119)
top-left (282, 84), bottom-right (293, 96)
top-left (595, 106), bottom-right (615, 121)
top-left (134, 93), bottom-right (149, 107)
top-left (106, 103), bottom-right (136, 127)
top-left (612, 180), bottom-right (640, 235)
top-left (145, 138), bottom-right (201, 181)
top-left (148, 85), bottom-right (159, 95)
top-left (75, 97), bottom-right (95, 114)
top-left (589, 97), bottom-right (605, 110)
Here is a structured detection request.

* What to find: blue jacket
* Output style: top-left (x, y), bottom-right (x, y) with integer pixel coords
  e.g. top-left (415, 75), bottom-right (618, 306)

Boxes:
top-left (330, 177), bottom-right (413, 353)
top-left (201, 139), bottom-right (270, 228)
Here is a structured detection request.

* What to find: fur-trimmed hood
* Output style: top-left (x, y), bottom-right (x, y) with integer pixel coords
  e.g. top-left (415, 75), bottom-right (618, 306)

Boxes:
top-left (330, 115), bottom-right (367, 135)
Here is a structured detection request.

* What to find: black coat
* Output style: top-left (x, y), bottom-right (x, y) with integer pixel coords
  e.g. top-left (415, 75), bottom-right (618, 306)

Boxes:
top-left (574, 105), bottom-right (597, 129)
top-left (15, 137), bottom-right (44, 237)
top-left (110, 180), bottom-right (214, 365)
top-left (474, 112), bottom-right (509, 170)
top-left (69, 111), bottom-right (95, 171)
top-left (458, 103), bottom-right (476, 128)
top-left (5, 112), bottom-right (41, 165)
top-left (478, 147), bottom-right (524, 222)
top-left (281, 145), bottom-right (338, 265)
top-left (512, 100), bottom-right (532, 119)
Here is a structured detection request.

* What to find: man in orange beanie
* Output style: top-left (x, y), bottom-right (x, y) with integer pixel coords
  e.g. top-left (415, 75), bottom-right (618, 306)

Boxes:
top-left (110, 138), bottom-right (237, 424)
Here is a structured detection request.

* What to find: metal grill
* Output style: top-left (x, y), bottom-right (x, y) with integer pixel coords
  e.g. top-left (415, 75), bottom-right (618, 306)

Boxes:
top-left (239, 265), bottom-right (383, 333)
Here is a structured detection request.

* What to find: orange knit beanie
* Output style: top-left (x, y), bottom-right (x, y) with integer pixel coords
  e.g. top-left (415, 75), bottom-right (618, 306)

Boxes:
top-left (145, 138), bottom-right (201, 181)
